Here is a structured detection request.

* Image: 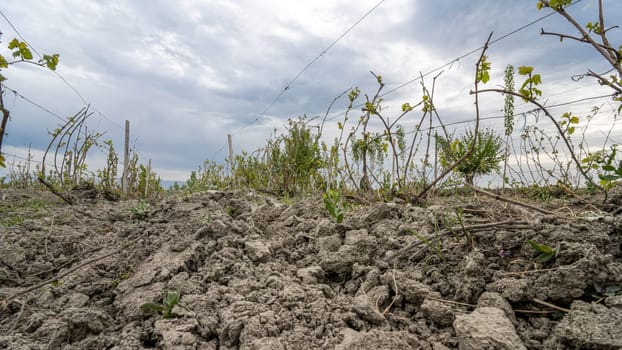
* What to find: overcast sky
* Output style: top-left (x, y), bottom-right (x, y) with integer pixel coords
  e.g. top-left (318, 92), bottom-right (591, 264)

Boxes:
top-left (1, 0), bottom-right (620, 183)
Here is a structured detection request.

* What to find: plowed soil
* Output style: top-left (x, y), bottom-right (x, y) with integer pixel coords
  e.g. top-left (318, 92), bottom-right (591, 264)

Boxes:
top-left (1, 188), bottom-right (621, 349)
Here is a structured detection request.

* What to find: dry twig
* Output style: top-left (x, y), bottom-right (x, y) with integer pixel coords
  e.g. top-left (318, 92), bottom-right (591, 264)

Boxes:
top-left (425, 296), bottom-right (475, 308)
top-left (412, 32), bottom-right (493, 202)
top-left (6, 298), bottom-right (26, 333)
top-left (382, 267), bottom-right (399, 316)
top-left (395, 219), bottom-right (529, 261)
top-left (464, 183), bottom-right (556, 216)
top-left (532, 298), bottom-right (570, 313)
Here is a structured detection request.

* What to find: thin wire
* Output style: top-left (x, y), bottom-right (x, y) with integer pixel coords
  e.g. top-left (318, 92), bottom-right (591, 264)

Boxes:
top-left (381, 0), bottom-right (582, 97)
top-left (0, 9), bottom-right (87, 102)
top-left (1, 84), bottom-right (68, 123)
top-left (1, 151), bottom-right (107, 180)
top-left (0, 9), bottom-right (124, 130)
top-left (244, 0), bottom-right (387, 130)
top-left (1, 151), bottom-right (50, 167)
top-left (90, 106), bottom-right (125, 130)
top-left (0, 9), bottom-right (42, 57)
top-left (321, 0), bottom-right (584, 125)
top-left (478, 81), bottom-right (601, 119)
top-left (403, 93), bottom-right (613, 136)
top-left (208, 0), bottom-right (387, 161)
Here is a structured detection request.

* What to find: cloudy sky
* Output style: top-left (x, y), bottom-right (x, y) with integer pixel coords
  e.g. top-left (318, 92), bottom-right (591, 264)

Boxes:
top-left (1, 0), bottom-right (620, 183)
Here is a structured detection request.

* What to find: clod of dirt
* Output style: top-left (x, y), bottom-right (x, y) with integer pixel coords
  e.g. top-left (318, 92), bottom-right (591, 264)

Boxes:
top-left (476, 292), bottom-right (517, 325)
top-left (420, 296), bottom-right (458, 327)
top-left (454, 307), bottom-right (526, 350)
top-left (334, 328), bottom-right (424, 349)
top-left (605, 295), bottom-right (622, 309)
top-left (544, 300), bottom-right (622, 349)
top-left (486, 278), bottom-right (531, 302)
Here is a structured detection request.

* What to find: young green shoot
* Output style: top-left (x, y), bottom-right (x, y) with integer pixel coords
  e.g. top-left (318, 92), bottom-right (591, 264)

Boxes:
top-left (140, 290), bottom-right (180, 319)
top-left (528, 240), bottom-right (560, 265)
top-left (130, 199), bottom-right (150, 221)
top-left (323, 189), bottom-right (345, 223)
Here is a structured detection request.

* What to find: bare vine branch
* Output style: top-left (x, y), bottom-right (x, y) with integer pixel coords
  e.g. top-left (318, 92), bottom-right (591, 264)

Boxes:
top-left (540, 28), bottom-right (620, 62)
top-left (412, 32), bottom-right (494, 202)
top-left (473, 88), bottom-right (596, 188)
top-left (539, 0), bottom-right (622, 77)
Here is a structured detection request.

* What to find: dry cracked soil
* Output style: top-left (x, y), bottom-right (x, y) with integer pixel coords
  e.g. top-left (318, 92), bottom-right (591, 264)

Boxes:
top-left (1, 187), bottom-right (622, 349)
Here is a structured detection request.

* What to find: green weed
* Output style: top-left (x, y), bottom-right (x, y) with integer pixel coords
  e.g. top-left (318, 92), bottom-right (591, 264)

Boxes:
top-left (0, 198), bottom-right (49, 227)
top-left (590, 282), bottom-right (622, 299)
top-left (130, 199), bottom-right (150, 221)
top-left (323, 188), bottom-right (345, 223)
top-left (528, 240), bottom-right (560, 265)
top-left (436, 128), bottom-right (503, 185)
top-left (140, 290), bottom-right (180, 319)
top-left (582, 145), bottom-right (622, 189)
top-left (410, 228), bottom-right (443, 261)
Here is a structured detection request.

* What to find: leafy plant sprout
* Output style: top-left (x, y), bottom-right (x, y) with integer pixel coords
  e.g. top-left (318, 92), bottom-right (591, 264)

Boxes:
top-left (130, 199), bottom-right (150, 221)
top-left (528, 240), bottom-right (560, 265)
top-left (140, 290), bottom-right (180, 319)
top-left (323, 188), bottom-right (345, 223)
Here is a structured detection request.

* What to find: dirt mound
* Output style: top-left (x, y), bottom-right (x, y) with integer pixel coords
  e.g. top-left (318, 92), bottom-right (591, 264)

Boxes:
top-left (1, 189), bottom-right (621, 349)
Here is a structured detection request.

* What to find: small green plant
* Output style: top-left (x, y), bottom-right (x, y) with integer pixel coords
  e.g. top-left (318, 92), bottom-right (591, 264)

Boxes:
top-left (130, 199), bottom-right (150, 221)
top-left (582, 145), bottom-right (622, 189)
top-left (137, 163), bottom-right (163, 197)
top-left (110, 273), bottom-right (130, 287)
top-left (436, 128), bottom-right (504, 185)
top-left (411, 228), bottom-right (443, 261)
top-left (224, 206), bottom-right (235, 217)
top-left (50, 279), bottom-right (63, 288)
top-left (444, 207), bottom-right (474, 247)
top-left (97, 139), bottom-right (119, 193)
top-left (517, 66), bottom-right (542, 101)
top-left (0, 198), bottom-right (49, 227)
top-left (590, 282), bottom-right (622, 299)
top-left (559, 112), bottom-right (580, 136)
top-left (323, 188), bottom-right (345, 223)
top-left (528, 240), bottom-right (560, 264)
top-left (202, 214), bottom-right (213, 225)
top-left (183, 160), bottom-right (228, 193)
top-left (140, 290), bottom-right (180, 319)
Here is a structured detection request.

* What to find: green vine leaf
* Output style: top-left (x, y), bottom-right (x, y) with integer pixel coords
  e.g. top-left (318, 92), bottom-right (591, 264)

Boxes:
top-left (42, 54), bottom-right (60, 70)
top-left (8, 38), bottom-right (33, 60)
top-left (0, 54), bottom-right (8, 68)
top-left (477, 55), bottom-right (491, 84)
top-left (518, 66), bottom-right (533, 75)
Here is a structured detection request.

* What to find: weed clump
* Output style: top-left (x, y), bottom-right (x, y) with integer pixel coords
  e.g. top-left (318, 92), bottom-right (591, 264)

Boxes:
top-left (436, 129), bottom-right (503, 185)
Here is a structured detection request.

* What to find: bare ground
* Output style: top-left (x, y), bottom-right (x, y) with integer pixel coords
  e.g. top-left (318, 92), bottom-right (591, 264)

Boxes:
top-left (1, 188), bottom-right (621, 349)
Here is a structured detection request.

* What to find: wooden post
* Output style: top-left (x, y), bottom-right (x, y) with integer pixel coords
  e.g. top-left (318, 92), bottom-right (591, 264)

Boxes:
top-left (145, 158), bottom-right (151, 198)
top-left (227, 134), bottom-right (234, 174)
top-left (122, 120), bottom-right (130, 195)
top-left (433, 131), bottom-right (438, 196)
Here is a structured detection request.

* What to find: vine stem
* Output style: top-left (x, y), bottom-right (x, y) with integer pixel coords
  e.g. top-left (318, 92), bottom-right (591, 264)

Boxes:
top-left (472, 88), bottom-right (596, 188)
top-left (540, 0), bottom-right (621, 76)
top-left (412, 32), bottom-right (493, 203)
